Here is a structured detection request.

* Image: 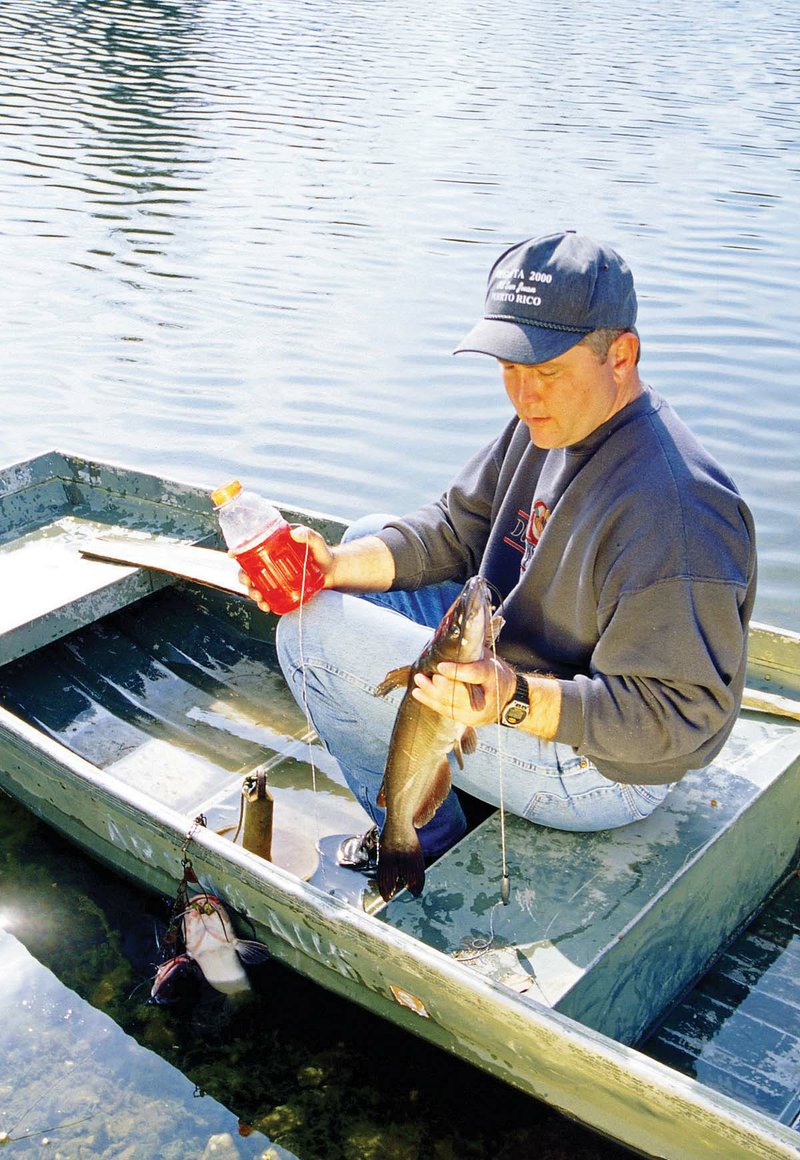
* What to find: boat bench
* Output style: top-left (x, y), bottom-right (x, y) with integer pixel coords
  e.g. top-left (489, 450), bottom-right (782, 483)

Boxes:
top-left (381, 711), bottom-right (800, 1044)
top-left (0, 451), bottom-right (221, 666)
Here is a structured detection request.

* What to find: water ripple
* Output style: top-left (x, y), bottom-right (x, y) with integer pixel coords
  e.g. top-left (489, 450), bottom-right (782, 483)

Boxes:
top-left (0, 0), bottom-right (798, 628)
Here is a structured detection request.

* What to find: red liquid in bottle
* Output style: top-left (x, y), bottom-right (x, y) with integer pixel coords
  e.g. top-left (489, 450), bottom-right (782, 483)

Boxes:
top-left (234, 521), bottom-right (325, 614)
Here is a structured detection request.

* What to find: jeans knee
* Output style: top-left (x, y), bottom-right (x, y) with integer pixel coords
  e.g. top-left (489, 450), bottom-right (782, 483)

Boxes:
top-left (275, 607), bottom-right (300, 677)
top-left (275, 592), bottom-right (332, 677)
top-left (341, 513), bottom-right (396, 542)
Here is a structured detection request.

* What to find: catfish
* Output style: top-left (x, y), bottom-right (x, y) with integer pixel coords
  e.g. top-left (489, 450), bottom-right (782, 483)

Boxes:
top-left (375, 577), bottom-right (501, 902)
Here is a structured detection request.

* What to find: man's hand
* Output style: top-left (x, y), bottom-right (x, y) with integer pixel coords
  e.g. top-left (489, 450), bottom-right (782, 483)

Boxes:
top-left (412, 656), bottom-right (562, 740)
top-left (236, 528), bottom-right (396, 614)
top-left (235, 525), bottom-right (334, 615)
top-left (411, 655), bottom-right (517, 729)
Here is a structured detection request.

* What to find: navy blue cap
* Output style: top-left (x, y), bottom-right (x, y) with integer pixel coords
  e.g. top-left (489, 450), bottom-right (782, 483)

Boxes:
top-left (454, 231), bottom-right (638, 364)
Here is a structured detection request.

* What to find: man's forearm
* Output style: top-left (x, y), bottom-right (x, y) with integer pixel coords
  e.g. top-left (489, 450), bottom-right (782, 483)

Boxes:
top-left (328, 535), bottom-right (396, 593)
top-left (517, 674), bottom-right (562, 741)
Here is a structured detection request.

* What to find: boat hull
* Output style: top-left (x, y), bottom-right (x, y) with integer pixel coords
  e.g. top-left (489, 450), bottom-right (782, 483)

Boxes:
top-left (1, 701), bottom-right (798, 1159)
top-left (0, 451), bottom-right (799, 1159)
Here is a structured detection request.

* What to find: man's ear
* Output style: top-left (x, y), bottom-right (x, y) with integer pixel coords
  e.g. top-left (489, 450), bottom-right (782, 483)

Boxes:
top-left (609, 330), bottom-right (640, 372)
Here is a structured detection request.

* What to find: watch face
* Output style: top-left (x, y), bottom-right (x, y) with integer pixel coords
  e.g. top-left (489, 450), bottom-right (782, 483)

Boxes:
top-left (501, 700), bottom-right (527, 727)
top-left (501, 675), bottom-right (529, 727)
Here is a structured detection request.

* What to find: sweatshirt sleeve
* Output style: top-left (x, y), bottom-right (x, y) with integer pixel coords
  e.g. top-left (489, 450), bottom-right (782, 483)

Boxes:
top-left (374, 424), bottom-right (515, 590)
top-left (555, 575), bottom-right (753, 784)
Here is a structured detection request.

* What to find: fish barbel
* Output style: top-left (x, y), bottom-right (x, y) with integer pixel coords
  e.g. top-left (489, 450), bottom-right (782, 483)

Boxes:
top-left (375, 576), bottom-right (501, 902)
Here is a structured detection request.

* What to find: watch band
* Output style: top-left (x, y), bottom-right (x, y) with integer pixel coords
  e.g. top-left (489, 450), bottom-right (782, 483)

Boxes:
top-left (500, 673), bottom-right (529, 728)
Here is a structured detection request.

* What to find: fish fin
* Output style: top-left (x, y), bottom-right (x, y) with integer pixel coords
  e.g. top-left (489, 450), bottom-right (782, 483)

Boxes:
top-left (377, 840), bottom-right (425, 902)
top-left (461, 726), bottom-right (478, 755)
top-left (466, 684), bottom-right (486, 712)
top-left (487, 612), bottom-right (505, 647)
top-left (412, 757), bottom-right (451, 829)
top-left (377, 780), bottom-right (386, 808)
top-left (234, 938), bottom-right (271, 966)
top-left (375, 666), bottom-right (412, 697)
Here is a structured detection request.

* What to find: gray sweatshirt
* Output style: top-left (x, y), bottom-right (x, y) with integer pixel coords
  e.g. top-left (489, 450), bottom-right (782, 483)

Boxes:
top-left (376, 387), bottom-right (757, 785)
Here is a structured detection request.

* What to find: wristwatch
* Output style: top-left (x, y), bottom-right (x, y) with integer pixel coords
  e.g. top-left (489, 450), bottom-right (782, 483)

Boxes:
top-left (500, 673), bottom-right (529, 728)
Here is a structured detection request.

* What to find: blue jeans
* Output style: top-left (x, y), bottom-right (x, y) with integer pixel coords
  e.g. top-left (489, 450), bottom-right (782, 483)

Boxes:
top-left (276, 516), bottom-right (672, 857)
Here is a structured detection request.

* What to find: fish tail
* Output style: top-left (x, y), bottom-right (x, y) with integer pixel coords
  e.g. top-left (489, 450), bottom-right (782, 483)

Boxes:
top-left (377, 838), bottom-right (426, 902)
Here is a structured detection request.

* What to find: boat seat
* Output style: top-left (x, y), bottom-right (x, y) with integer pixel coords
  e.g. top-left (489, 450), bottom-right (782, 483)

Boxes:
top-left (0, 452), bottom-right (218, 665)
top-left (380, 710), bottom-right (800, 1044)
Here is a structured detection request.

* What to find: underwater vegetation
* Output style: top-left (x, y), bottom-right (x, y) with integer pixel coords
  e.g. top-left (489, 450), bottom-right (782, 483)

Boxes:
top-left (0, 794), bottom-right (627, 1158)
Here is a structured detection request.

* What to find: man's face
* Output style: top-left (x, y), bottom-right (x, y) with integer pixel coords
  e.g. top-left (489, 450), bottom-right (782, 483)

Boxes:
top-left (499, 339), bottom-right (630, 449)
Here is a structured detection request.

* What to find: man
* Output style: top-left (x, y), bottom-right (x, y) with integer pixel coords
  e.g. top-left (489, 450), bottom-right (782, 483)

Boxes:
top-left (248, 230), bottom-right (757, 871)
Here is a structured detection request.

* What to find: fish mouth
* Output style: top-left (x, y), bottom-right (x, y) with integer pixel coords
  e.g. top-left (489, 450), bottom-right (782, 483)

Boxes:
top-left (434, 576), bottom-right (492, 662)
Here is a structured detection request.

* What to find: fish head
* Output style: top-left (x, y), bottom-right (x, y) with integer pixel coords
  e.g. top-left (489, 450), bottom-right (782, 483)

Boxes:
top-left (429, 576), bottom-right (493, 665)
top-left (182, 892), bottom-right (235, 955)
top-left (150, 953), bottom-right (203, 1006)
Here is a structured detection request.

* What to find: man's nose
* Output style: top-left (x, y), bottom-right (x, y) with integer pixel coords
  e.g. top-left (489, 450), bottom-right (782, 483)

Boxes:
top-left (514, 372), bottom-right (542, 404)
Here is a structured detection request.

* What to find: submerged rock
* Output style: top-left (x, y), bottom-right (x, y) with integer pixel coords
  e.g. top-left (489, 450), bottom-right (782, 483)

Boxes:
top-left (201, 1131), bottom-right (240, 1159)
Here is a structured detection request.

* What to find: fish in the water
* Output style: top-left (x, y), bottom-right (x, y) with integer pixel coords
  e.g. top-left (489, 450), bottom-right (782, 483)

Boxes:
top-left (150, 892), bottom-right (270, 1000)
top-left (375, 576), bottom-right (500, 902)
top-left (150, 952), bottom-right (204, 1006)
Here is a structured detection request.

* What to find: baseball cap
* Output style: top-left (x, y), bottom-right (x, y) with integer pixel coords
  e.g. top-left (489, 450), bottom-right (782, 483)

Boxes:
top-left (454, 231), bottom-right (638, 365)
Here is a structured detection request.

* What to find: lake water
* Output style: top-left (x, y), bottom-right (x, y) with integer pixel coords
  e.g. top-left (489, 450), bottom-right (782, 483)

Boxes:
top-left (1, 0), bottom-right (799, 1155)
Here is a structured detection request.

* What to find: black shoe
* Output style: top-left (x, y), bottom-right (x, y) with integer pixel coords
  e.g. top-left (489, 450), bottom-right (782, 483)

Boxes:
top-left (336, 825), bottom-right (379, 873)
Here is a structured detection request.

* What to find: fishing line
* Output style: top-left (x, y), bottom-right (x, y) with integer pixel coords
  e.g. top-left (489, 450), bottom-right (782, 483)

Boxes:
top-left (488, 597), bottom-right (511, 907)
top-left (453, 578), bottom-right (511, 907)
top-left (451, 895), bottom-right (506, 961)
top-left (0, 1051), bottom-right (96, 1147)
top-left (296, 532), bottom-right (328, 889)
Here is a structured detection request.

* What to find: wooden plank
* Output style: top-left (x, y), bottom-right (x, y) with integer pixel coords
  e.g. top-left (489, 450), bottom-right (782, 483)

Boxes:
top-left (742, 687), bottom-right (800, 722)
top-left (80, 536), bottom-right (246, 595)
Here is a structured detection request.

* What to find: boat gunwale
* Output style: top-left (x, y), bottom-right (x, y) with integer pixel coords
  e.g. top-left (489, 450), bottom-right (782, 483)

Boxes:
top-left (0, 692), bottom-right (799, 1158)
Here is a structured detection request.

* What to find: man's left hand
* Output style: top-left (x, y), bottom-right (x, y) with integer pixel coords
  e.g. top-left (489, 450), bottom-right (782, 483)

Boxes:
top-left (411, 656), bottom-right (517, 729)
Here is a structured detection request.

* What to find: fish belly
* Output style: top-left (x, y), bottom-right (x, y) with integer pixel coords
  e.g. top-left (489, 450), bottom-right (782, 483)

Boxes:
top-left (194, 945), bottom-right (251, 995)
top-left (378, 700), bottom-right (458, 901)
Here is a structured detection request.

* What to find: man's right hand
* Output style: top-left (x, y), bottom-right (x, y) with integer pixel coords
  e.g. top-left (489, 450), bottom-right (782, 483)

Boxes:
top-left (235, 524), bottom-right (335, 615)
top-left (236, 527), bottom-right (397, 614)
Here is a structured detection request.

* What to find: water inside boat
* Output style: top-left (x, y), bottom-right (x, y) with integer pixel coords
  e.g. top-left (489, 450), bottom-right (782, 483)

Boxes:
top-left (0, 583), bottom-right (376, 905)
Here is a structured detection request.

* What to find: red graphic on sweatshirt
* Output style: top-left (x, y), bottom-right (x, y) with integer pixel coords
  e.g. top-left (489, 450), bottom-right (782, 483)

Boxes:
top-left (527, 500), bottom-right (551, 548)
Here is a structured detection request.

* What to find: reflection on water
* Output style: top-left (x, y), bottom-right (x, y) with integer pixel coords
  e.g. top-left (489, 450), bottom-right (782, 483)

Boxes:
top-left (0, 802), bottom-right (293, 1159)
top-left (0, 0), bottom-right (798, 628)
top-left (0, 932), bottom-right (289, 1158)
top-left (0, 796), bottom-right (628, 1159)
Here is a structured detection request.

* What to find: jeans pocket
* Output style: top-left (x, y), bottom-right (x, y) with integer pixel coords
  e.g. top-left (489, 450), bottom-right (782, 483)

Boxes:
top-left (621, 782), bottom-right (671, 820)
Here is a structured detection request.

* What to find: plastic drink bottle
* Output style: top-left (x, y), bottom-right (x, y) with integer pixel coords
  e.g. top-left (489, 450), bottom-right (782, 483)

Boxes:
top-left (211, 480), bottom-right (325, 614)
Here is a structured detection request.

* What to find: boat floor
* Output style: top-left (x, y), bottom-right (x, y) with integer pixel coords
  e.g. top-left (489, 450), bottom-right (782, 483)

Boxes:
top-left (0, 583), bottom-right (378, 907)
